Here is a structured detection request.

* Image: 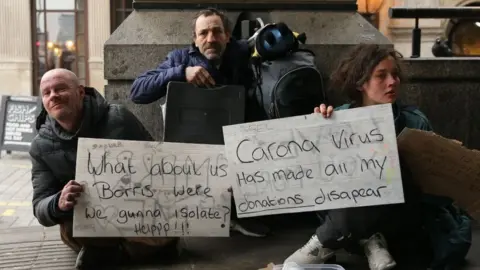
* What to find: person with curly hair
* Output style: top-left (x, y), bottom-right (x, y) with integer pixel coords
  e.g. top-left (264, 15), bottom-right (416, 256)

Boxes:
top-left (284, 44), bottom-right (432, 270)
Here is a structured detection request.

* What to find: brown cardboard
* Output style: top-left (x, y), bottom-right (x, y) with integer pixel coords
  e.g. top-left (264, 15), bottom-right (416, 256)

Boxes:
top-left (397, 128), bottom-right (480, 220)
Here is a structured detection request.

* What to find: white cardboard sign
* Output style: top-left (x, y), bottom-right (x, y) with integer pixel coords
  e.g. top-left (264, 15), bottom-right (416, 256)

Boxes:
top-left (222, 104), bottom-right (404, 218)
top-left (73, 139), bottom-right (231, 237)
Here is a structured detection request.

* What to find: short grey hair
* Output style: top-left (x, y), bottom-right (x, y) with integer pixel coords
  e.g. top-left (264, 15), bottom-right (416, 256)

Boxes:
top-left (191, 8), bottom-right (231, 37)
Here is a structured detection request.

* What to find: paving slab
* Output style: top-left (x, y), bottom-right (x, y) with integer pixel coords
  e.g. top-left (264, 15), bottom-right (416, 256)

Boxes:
top-left (0, 151), bottom-right (34, 229)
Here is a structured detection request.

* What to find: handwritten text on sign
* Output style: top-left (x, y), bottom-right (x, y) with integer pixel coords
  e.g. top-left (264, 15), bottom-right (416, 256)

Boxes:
top-left (73, 139), bottom-right (231, 237)
top-left (222, 104), bottom-right (404, 218)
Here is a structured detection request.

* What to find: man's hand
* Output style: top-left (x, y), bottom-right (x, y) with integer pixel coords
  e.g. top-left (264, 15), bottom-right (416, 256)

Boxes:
top-left (186, 66), bottom-right (215, 87)
top-left (58, 180), bottom-right (83, 211)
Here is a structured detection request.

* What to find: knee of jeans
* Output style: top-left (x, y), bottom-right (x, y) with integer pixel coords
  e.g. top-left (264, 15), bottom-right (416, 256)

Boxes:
top-left (60, 221), bottom-right (74, 238)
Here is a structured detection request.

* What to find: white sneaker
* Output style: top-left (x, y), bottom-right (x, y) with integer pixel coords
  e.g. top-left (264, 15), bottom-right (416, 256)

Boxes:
top-left (284, 235), bottom-right (335, 264)
top-left (360, 233), bottom-right (397, 270)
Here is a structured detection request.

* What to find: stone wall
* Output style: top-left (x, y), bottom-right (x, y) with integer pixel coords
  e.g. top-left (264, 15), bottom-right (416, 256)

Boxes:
top-left (104, 9), bottom-right (388, 140)
top-left (104, 9), bottom-right (480, 150)
top-left (401, 58), bottom-right (480, 149)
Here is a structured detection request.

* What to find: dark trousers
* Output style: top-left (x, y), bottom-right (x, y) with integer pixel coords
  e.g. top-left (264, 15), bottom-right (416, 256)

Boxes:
top-left (316, 168), bottom-right (424, 250)
top-left (59, 221), bottom-right (179, 261)
top-left (316, 205), bottom-right (399, 250)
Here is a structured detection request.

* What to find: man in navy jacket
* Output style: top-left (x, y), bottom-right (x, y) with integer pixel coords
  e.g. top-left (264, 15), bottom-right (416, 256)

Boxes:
top-left (130, 8), bottom-right (269, 237)
top-left (130, 8), bottom-right (265, 122)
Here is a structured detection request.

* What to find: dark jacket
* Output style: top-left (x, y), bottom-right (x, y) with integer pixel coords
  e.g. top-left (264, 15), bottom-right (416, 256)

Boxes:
top-left (129, 39), bottom-right (267, 122)
top-left (335, 102), bottom-right (433, 134)
top-left (30, 87), bottom-right (153, 227)
top-left (129, 39), bottom-right (254, 105)
top-left (337, 102), bottom-right (472, 268)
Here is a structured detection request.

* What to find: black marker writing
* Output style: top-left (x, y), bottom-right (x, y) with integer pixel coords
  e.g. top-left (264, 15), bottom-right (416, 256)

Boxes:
top-left (236, 139), bottom-right (320, 163)
top-left (324, 156), bottom-right (387, 180)
top-left (173, 185), bottom-right (212, 198)
top-left (324, 163), bottom-right (349, 176)
top-left (134, 222), bottom-right (171, 236)
top-left (331, 128), bottom-right (384, 149)
top-left (116, 209), bottom-right (163, 224)
top-left (361, 156), bottom-right (387, 179)
top-left (92, 181), bottom-right (154, 199)
top-left (85, 206), bottom-right (107, 220)
top-left (315, 186), bottom-right (387, 205)
top-left (174, 206), bottom-right (222, 220)
top-left (134, 221), bottom-right (190, 236)
top-left (237, 171), bottom-right (265, 186)
top-left (147, 156), bottom-right (227, 177)
top-left (87, 150), bottom-right (136, 176)
top-left (272, 166), bottom-right (313, 182)
top-left (238, 194), bottom-right (304, 212)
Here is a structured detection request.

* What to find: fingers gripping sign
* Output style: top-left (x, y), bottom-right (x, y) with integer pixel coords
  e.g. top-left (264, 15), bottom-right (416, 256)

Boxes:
top-left (313, 103), bottom-right (334, 118)
top-left (58, 180), bottom-right (84, 211)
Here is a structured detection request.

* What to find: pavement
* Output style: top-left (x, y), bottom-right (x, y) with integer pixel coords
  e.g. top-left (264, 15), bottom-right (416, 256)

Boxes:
top-left (0, 150), bottom-right (479, 270)
top-left (0, 151), bottom-right (39, 230)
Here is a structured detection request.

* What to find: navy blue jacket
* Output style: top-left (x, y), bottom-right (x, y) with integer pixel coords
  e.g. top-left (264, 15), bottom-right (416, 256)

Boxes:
top-left (130, 39), bottom-right (255, 105)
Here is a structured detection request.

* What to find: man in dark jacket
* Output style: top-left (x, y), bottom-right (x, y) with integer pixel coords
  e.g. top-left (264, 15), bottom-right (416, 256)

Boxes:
top-left (30, 68), bottom-right (179, 270)
top-left (129, 8), bottom-right (269, 237)
top-left (129, 8), bottom-right (265, 122)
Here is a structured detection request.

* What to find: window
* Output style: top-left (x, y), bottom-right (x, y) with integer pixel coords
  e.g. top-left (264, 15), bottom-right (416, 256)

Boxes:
top-left (32, 0), bottom-right (88, 95)
top-left (110, 0), bottom-right (133, 33)
top-left (447, 2), bottom-right (480, 57)
top-left (450, 20), bottom-right (480, 56)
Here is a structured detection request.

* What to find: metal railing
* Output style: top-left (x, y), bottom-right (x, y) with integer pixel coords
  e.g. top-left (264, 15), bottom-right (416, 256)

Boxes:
top-left (388, 7), bottom-right (480, 58)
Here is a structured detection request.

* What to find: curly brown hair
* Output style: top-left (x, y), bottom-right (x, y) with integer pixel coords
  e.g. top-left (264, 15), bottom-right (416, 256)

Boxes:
top-left (329, 44), bottom-right (404, 104)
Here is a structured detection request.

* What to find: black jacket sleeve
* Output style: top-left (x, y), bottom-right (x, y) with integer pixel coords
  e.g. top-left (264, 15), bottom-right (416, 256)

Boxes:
top-left (30, 141), bottom-right (71, 227)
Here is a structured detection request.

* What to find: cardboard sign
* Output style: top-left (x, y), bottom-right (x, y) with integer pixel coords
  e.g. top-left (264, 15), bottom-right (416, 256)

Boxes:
top-left (222, 104), bottom-right (404, 218)
top-left (397, 128), bottom-right (480, 220)
top-left (164, 81), bottom-right (245, 145)
top-left (73, 138), bottom-right (231, 237)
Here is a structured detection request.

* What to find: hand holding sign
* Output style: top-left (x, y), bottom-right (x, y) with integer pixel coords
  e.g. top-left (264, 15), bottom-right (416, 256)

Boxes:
top-left (59, 180), bottom-right (83, 211)
top-left (313, 104), bottom-right (333, 118)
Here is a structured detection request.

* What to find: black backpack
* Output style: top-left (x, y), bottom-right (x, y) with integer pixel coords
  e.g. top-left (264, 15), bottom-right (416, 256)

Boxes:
top-left (248, 21), bottom-right (327, 119)
top-left (253, 49), bottom-right (326, 119)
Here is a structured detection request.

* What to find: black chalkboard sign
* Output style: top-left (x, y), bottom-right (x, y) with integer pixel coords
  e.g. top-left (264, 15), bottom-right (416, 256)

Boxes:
top-left (0, 95), bottom-right (41, 153)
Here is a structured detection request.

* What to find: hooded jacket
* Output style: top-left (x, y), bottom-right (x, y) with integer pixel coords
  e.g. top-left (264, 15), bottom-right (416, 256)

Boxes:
top-left (30, 87), bottom-right (153, 227)
top-left (335, 102), bottom-right (432, 203)
top-left (335, 102), bottom-right (433, 134)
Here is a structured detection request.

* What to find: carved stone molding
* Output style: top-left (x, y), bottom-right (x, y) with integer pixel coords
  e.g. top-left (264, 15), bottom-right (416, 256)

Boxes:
top-left (88, 57), bottom-right (104, 70)
top-left (0, 0), bottom-right (32, 60)
top-left (0, 60), bottom-right (32, 70)
top-left (87, 0), bottom-right (110, 59)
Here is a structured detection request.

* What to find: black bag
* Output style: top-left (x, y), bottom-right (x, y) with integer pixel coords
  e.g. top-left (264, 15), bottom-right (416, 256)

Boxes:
top-left (246, 20), bottom-right (327, 119)
top-left (253, 49), bottom-right (327, 119)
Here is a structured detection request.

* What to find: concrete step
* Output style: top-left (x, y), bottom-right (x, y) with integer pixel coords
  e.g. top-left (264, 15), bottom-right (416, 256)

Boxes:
top-left (1, 223), bottom-right (479, 270)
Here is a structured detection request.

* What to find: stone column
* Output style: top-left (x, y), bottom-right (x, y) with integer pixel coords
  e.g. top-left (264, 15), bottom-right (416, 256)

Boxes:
top-left (0, 0), bottom-right (33, 96)
top-left (87, 0), bottom-right (110, 95)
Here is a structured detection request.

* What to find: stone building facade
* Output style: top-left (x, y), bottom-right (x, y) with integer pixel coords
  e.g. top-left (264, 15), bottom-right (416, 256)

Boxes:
top-left (0, 0), bottom-right (477, 97)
